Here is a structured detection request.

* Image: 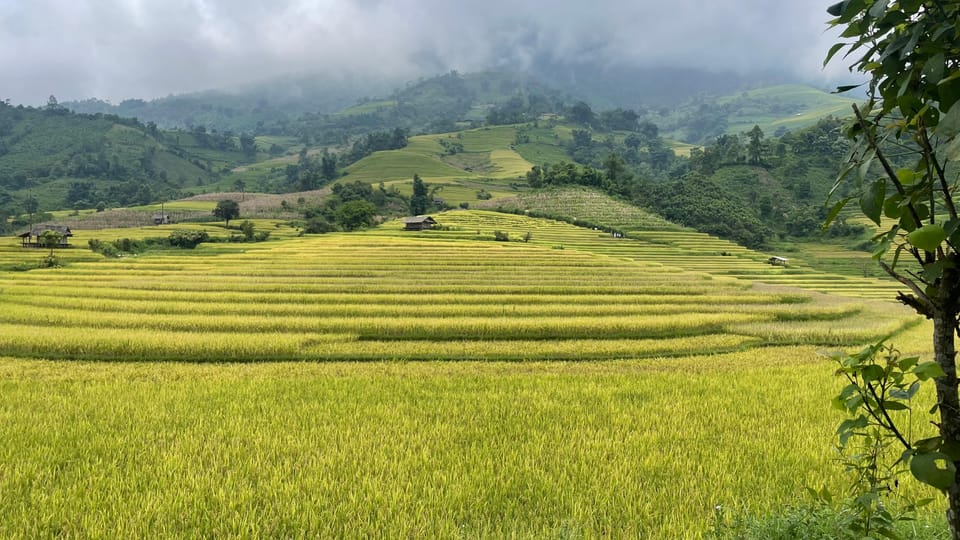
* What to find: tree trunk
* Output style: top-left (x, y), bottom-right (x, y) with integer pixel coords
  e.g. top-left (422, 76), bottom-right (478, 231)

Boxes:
top-left (933, 304), bottom-right (960, 538)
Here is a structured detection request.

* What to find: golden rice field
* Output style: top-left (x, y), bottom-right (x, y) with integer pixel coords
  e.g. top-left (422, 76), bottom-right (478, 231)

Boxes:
top-left (0, 210), bottom-right (942, 537)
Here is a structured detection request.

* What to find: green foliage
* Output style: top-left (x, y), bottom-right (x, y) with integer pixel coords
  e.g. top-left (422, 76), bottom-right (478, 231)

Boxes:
top-left (410, 174), bottom-right (428, 215)
top-left (657, 84), bottom-right (859, 144)
top-left (648, 174), bottom-right (771, 248)
top-left (0, 102), bottom-right (226, 209)
top-left (38, 254), bottom-right (61, 268)
top-left (213, 199), bottom-right (240, 226)
top-left (709, 499), bottom-right (948, 540)
top-left (89, 230), bottom-right (211, 255)
top-left (492, 230), bottom-right (510, 242)
top-left (826, 1), bottom-right (960, 532)
top-left (828, 342), bottom-right (946, 537)
top-left (301, 180), bottom-right (405, 233)
top-left (240, 220), bottom-right (255, 241)
top-left (166, 229), bottom-right (210, 249)
top-left (333, 200), bottom-right (377, 231)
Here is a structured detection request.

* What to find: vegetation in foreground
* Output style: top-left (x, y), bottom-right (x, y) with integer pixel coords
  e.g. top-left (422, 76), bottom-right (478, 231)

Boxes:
top-left (0, 342), bottom-right (941, 538)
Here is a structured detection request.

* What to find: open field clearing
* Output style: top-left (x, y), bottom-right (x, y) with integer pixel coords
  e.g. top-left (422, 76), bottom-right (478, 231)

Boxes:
top-left (0, 210), bottom-right (937, 536)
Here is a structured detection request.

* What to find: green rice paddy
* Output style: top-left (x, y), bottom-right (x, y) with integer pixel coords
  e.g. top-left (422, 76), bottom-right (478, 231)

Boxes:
top-left (0, 209), bottom-right (939, 537)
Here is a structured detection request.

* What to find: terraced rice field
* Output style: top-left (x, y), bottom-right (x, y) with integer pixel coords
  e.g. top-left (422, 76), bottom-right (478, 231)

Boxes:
top-left (0, 210), bottom-right (938, 537)
top-left (0, 211), bottom-right (915, 362)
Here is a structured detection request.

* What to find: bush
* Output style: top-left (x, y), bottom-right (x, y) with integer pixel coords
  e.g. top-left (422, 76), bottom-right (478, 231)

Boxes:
top-left (39, 254), bottom-right (61, 268)
top-left (240, 220), bottom-right (255, 241)
top-left (304, 218), bottom-right (338, 234)
top-left (493, 230), bottom-right (510, 242)
top-left (167, 230), bottom-right (209, 249)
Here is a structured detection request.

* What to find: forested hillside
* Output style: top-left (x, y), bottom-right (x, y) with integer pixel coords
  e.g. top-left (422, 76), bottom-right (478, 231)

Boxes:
top-left (64, 73), bottom-right (395, 133)
top-left (6, 72), bottom-right (868, 253)
top-left (0, 100), bottom-right (286, 229)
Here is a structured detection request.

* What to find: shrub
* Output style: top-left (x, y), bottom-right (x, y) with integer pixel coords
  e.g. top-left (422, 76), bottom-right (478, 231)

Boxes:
top-left (493, 230), bottom-right (510, 242)
top-left (167, 230), bottom-right (209, 249)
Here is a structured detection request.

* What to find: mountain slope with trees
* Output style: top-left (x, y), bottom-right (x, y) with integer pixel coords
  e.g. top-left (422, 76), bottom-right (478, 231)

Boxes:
top-left (0, 100), bottom-right (279, 223)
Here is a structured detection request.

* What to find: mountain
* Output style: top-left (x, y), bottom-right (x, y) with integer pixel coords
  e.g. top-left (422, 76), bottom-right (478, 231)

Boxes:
top-left (528, 60), bottom-right (795, 110)
top-left (62, 66), bottom-right (817, 137)
top-left (64, 73), bottom-right (397, 133)
top-left (650, 84), bottom-right (860, 144)
top-left (0, 101), bottom-right (294, 214)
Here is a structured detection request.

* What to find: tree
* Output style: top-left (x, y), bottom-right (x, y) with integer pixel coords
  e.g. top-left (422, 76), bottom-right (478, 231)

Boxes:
top-left (746, 124), bottom-right (764, 165)
top-left (45, 95), bottom-right (60, 111)
top-left (321, 150), bottom-right (337, 181)
top-left (826, 1), bottom-right (960, 535)
top-left (213, 199), bottom-right (240, 227)
top-left (410, 174), bottom-right (428, 215)
top-left (39, 230), bottom-right (61, 257)
top-left (239, 133), bottom-right (257, 159)
top-left (240, 220), bottom-right (255, 241)
top-left (334, 200), bottom-right (376, 231)
top-left (233, 179), bottom-right (246, 201)
top-left (569, 101), bottom-right (596, 126)
top-left (24, 195), bottom-right (38, 225)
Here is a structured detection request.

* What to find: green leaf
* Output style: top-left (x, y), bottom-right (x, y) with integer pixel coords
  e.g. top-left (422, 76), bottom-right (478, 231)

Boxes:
top-left (915, 437), bottom-right (943, 453)
top-left (923, 259), bottom-right (949, 282)
top-left (899, 357), bottom-right (919, 372)
top-left (826, 1), bottom-right (846, 16)
top-left (937, 103), bottom-right (960, 140)
top-left (858, 149), bottom-right (876, 180)
top-left (910, 452), bottom-right (956, 490)
top-left (834, 83), bottom-right (864, 93)
top-left (823, 197), bottom-right (852, 229)
top-left (943, 136), bottom-right (960, 161)
top-left (881, 400), bottom-right (910, 411)
top-left (914, 361), bottom-right (946, 381)
top-left (896, 168), bottom-right (917, 185)
top-left (825, 43), bottom-right (846, 68)
top-left (862, 364), bottom-right (885, 381)
top-left (923, 52), bottom-right (946, 84)
top-left (944, 218), bottom-right (960, 238)
top-left (883, 194), bottom-right (904, 218)
top-left (860, 180), bottom-right (885, 225)
top-left (868, 0), bottom-right (888, 17)
top-left (900, 209), bottom-right (919, 232)
top-left (907, 224), bottom-right (947, 252)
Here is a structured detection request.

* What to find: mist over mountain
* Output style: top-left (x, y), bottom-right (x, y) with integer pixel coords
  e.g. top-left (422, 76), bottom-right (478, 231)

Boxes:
top-left (3, 1), bottom-right (848, 108)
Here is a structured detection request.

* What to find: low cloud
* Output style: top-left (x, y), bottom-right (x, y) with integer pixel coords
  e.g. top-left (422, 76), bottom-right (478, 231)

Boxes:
top-left (0, 0), bottom-right (849, 105)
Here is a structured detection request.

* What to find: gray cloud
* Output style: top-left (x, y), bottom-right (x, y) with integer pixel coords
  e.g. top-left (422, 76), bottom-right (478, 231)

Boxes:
top-left (0, 0), bottom-right (849, 106)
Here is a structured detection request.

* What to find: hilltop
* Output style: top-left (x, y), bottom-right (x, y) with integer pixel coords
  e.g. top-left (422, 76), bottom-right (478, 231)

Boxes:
top-left (653, 84), bottom-right (860, 144)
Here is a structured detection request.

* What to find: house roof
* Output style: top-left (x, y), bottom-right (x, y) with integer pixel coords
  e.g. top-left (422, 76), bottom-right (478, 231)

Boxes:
top-left (18, 225), bottom-right (73, 238)
top-left (768, 256), bottom-right (789, 262)
top-left (403, 215), bottom-right (436, 224)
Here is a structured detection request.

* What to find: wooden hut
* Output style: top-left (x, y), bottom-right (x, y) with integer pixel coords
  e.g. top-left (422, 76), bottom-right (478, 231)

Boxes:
top-left (403, 216), bottom-right (437, 231)
top-left (767, 256), bottom-right (789, 267)
top-left (153, 213), bottom-right (172, 225)
top-left (18, 225), bottom-right (73, 247)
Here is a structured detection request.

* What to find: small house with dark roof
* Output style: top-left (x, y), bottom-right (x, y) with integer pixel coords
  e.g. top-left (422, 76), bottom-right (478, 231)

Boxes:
top-left (18, 225), bottom-right (73, 247)
top-left (767, 256), bottom-right (789, 267)
top-left (153, 213), bottom-right (172, 225)
top-left (403, 215), bottom-right (437, 231)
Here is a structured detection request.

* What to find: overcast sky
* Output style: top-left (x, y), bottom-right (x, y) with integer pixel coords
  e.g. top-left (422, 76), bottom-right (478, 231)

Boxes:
top-left (0, 0), bottom-right (851, 106)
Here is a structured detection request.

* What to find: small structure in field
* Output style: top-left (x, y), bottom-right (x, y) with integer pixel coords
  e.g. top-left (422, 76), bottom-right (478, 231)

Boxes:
top-left (18, 225), bottom-right (73, 247)
top-left (153, 213), bottom-right (172, 225)
top-left (403, 215), bottom-right (437, 231)
top-left (767, 256), bottom-right (789, 267)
